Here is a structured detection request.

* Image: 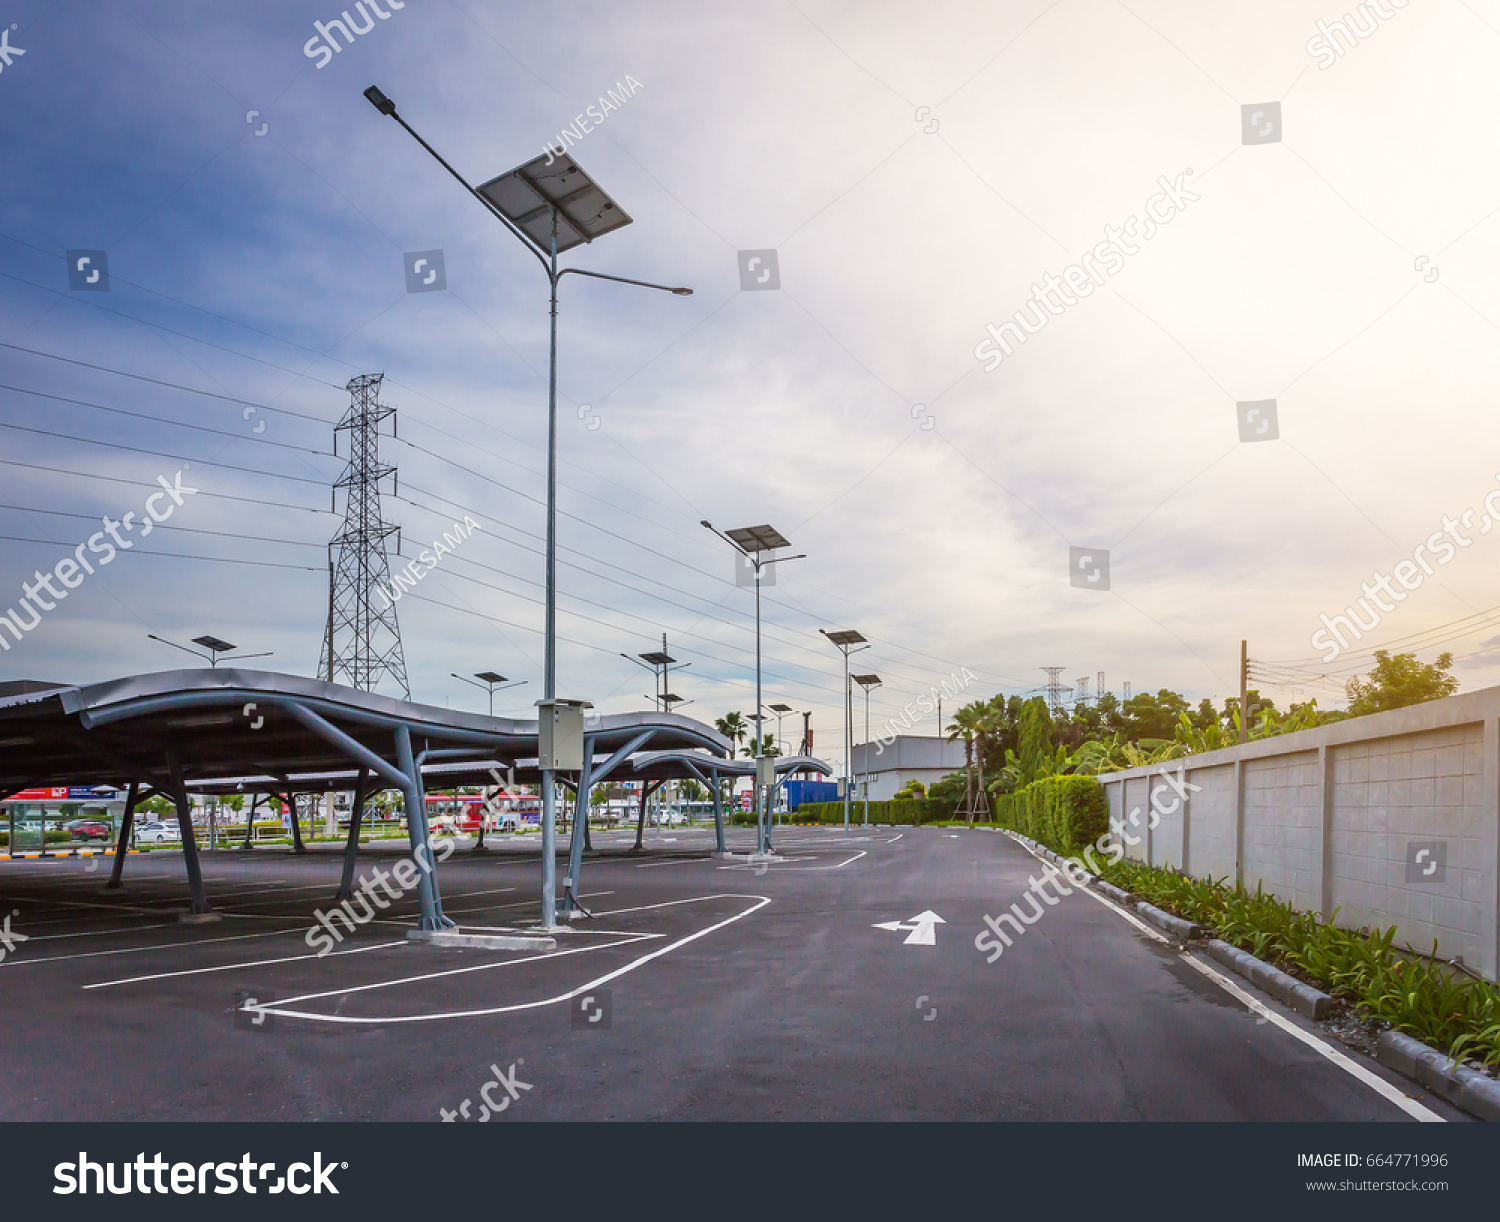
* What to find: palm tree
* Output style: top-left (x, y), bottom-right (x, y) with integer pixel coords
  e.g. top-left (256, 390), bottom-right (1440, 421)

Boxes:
top-left (947, 702), bottom-right (985, 819)
top-left (968, 698), bottom-right (1003, 825)
top-left (715, 711), bottom-right (748, 753)
top-left (714, 712), bottom-right (749, 813)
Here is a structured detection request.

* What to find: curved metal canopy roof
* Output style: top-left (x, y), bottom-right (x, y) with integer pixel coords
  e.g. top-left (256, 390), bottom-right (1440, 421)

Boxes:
top-left (0, 669), bottom-right (730, 794)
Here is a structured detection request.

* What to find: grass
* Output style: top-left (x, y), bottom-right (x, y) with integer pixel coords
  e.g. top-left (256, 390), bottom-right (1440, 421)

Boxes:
top-left (1013, 830), bottom-right (1500, 1069)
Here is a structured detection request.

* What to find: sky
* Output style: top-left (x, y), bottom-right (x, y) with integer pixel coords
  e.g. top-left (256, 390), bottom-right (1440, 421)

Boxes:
top-left (3, 0), bottom-right (1500, 754)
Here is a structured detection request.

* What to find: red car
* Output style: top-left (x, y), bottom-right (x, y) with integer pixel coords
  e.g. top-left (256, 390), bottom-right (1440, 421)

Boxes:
top-left (64, 819), bottom-right (112, 842)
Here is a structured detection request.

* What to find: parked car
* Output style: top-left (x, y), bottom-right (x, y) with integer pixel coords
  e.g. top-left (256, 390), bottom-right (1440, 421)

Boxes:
top-left (134, 821), bottom-right (180, 844)
top-left (63, 818), bottom-right (112, 842)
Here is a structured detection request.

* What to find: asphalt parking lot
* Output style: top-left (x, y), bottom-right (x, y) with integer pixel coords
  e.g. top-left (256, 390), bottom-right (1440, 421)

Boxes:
top-left (0, 825), bottom-right (1467, 1121)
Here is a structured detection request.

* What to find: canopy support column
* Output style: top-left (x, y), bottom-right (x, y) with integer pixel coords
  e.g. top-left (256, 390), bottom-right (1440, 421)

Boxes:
top-left (104, 780), bottom-right (138, 891)
top-left (241, 793), bottom-right (261, 849)
top-left (167, 751), bottom-right (212, 916)
top-left (335, 768), bottom-right (371, 902)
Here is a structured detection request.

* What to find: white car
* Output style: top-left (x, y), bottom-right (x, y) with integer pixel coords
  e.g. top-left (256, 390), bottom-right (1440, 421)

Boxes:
top-left (134, 821), bottom-right (180, 844)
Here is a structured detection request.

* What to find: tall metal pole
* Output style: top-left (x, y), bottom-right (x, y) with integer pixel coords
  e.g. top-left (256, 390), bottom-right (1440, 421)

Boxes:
top-left (540, 213), bottom-right (560, 931)
top-left (843, 647), bottom-right (851, 833)
top-left (863, 683), bottom-right (871, 826)
top-left (755, 559), bottom-right (765, 856)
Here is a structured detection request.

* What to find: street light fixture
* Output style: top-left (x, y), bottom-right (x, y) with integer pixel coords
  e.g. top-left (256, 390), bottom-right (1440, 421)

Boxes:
top-left (703, 521), bottom-right (806, 856)
top-left (147, 634), bottom-right (273, 669)
top-left (365, 86), bottom-right (693, 932)
top-left (451, 671), bottom-right (528, 716)
top-left (620, 633), bottom-right (690, 712)
top-left (819, 629), bottom-right (869, 833)
top-left (853, 674), bottom-right (881, 826)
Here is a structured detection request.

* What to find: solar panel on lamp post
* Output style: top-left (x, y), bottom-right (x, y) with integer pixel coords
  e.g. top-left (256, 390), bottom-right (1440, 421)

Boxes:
top-left (702, 522), bottom-right (806, 856)
top-left (819, 629), bottom-right (869, 833)
top-left (853, 674), bottom-right (881, 825)
top-left (147, 634), bottom-right (273, 670)
top-left (364, 86), bottom-right (692, 931)
top-left (451, 671), bottom-right (528, 717)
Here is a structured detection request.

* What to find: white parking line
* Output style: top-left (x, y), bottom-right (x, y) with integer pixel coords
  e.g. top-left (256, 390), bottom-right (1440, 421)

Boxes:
top-left (14, 925), bottom-right (308, 966)
top-left (717, 850), bottom-right (866, 871)
top-left (254, 894), bottom-right (771, 1024)
top-left (83, 939), bottom-right (406, 989)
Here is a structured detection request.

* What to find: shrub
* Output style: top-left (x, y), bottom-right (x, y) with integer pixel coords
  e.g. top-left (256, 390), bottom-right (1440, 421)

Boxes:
top-left (993, 774), bottom-right (1107, 851)
top-left (794, 798), bottom-right (957, 826)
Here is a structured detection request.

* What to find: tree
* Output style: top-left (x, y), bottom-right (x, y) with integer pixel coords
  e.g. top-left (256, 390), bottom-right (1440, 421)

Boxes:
top-left (927, 772), bottom-right (966, 802)
top-left (1016, 696), bottom-right (1054, 786)
top-left (138, 794), bottom-right (175, 820)
top-left (1346, 651), bottom-right (1458, 716)
top-left (947, 702), bottom-right (985, 815)
top-left (714, 712), bottom-right (748, 752)
top-left (1118, 689), bottom-right (1191, 742)
top-left (743, 733), bottom-right (776, 759)
top-left (895, 779), bottom-right (925, 799)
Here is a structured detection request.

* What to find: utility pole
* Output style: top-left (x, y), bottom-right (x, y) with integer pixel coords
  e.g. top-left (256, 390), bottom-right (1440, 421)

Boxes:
top-left (1239, 639), bottom-right (1249, 745)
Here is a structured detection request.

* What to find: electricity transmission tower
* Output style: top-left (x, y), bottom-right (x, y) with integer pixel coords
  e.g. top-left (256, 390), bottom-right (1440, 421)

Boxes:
top-left (1073, 675), bottom-right (1091, 709)
top-left (319, 373), bottom-right (409, 698)
top-left (1040, 667), bottom-right (1068, 716)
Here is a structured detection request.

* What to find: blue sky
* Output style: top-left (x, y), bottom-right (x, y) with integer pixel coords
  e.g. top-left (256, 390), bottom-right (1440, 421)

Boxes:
top-left (4, 0), bottom-right (1500, 746)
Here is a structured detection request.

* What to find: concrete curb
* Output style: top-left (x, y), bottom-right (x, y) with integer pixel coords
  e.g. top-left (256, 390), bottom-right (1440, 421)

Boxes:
top-left (408, 929), bottom-right (556, 951)
top-left (1206, 939), bottom-right (1334, 1020)
top-left (1093, 879), bottom-right (1134, 906)
top-left (1376, 1030), bottom-right (1500, 1121)
top-left (1136, 902), bottom-right (1206, 942)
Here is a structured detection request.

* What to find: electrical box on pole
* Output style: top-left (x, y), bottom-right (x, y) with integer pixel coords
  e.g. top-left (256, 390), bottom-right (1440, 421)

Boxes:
top-left (538, 700), bottom-right (591, 772)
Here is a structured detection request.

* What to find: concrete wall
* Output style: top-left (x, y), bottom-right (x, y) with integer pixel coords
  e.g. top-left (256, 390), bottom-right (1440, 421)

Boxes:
top-left (1097, 685), bottom-right (1500, 981)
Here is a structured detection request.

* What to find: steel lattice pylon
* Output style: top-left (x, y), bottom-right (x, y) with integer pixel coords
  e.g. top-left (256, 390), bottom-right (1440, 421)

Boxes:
top-left (319, 373), bottom-right (409, 698)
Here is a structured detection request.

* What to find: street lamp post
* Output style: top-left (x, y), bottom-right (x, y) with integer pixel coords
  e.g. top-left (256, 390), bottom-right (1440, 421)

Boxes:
top-left (702, 523), bottom-right (805, 856)
top-left (767, 703), bottom-right (793, 826)
top-left (451, 671), bottom-right (528, 716)
top-left (853, 674), bottom-right (881, 825)
top-left (364, 87), bottom-right (692, 930)
top-left (147, 634), bottom-right (272, 669)
top-left (820, 630), bottom-right (869, 833)
top-left (621, 635), bottom-right (690, 712)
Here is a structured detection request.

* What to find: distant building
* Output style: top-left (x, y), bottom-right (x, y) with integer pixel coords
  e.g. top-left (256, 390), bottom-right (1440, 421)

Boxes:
top-left (850, 736), bottom-right (968, 801)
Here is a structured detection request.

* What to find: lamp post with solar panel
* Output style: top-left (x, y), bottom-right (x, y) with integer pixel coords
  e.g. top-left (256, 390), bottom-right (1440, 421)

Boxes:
top-left (701, 523), bottom-right (805, 856)
top-left (451, 671), bottom-right (528, 717)
top-left (820, 629), bottom-right (869, 833)
top-left (364, 86), bottom-right (692, 929)
top-left (853, 674), bottom-right (881, 825)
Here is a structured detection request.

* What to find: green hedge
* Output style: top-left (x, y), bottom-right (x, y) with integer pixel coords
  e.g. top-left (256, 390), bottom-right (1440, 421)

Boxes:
top-left (992, 775), bottom-right (1108, 852)
top-left (793, 798), bottom-right (958, 826)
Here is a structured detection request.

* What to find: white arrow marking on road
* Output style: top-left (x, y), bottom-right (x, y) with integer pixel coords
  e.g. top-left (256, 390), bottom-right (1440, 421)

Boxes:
top-left (872, 910), bottom-right (945, 945)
